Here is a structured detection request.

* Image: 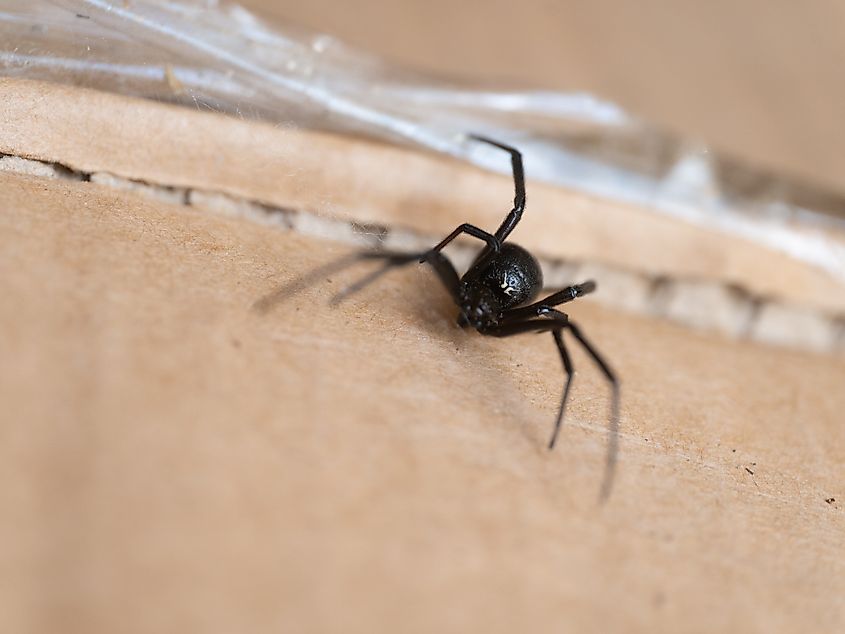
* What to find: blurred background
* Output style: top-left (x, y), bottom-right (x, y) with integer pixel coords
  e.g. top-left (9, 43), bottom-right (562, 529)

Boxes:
top-left (248, 0), bottom-right (845, 194)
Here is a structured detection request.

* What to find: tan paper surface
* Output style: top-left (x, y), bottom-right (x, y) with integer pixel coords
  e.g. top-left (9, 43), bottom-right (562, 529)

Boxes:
top-left (1, 171), bottom-right (842, 633)
top-left (2, 78), bottom-right (844, 313)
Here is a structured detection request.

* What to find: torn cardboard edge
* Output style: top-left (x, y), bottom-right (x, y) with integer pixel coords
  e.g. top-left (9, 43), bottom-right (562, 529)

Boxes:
top-left (3, 79), bottom-right (845, 307)
top-left (2, 152), bottom-right (842, 356)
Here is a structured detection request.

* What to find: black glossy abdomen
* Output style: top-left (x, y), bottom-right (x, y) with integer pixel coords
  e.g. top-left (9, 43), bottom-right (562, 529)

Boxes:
top-left (476, 243), bottom-right (543, 309)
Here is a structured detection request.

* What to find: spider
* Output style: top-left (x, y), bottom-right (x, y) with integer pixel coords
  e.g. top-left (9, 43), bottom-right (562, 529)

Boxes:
top-left (327, 135), bottom-right (620, 499)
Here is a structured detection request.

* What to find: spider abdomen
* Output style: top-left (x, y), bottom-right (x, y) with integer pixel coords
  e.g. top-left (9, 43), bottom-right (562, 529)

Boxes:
top-left (475, 243), bottom-right (543, 309)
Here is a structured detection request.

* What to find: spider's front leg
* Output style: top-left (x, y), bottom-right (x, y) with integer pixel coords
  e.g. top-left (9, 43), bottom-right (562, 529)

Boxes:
top-left (428, 135), bottom-right (527, 269)
top-left (481, 312), bottom-right (574, 451)
top-left (481, 312), bottom-right (620, 501)
top-left (467, 135), bottom-right (526, 242)
top-left (567, 321), bottom-right (620, 502)
top-left (498, 281), bottom-right (597, 323)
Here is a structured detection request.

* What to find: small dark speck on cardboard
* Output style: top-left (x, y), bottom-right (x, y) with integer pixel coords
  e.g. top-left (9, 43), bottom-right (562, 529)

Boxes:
top-left (744, 467), bottom-right (754, 476)
top-left (825, 497), bottom-right (835, 504)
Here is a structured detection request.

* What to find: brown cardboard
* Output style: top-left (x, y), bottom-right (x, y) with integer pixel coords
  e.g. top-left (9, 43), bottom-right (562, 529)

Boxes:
top-left (2, 78), bottom-right (844, 314)
top-left (1, 171), bottom-right (843, 633)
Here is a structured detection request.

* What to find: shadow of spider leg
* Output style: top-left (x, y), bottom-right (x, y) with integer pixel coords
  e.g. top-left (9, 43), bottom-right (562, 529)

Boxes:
top-left (328, 249), bottom-right (462, 306)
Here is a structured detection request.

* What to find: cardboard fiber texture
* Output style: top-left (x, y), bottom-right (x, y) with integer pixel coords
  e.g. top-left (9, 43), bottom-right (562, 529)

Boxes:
top-left (1, 171), bottom-right (843, 633)
top-left (2, 78), bottom-right (844, 313)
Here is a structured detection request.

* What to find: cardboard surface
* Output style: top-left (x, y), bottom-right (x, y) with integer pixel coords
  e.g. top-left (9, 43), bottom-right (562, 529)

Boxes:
top-left (1, 171), bottom-right (843, 632)
top-left (2, 78), bottom-right (844, 314)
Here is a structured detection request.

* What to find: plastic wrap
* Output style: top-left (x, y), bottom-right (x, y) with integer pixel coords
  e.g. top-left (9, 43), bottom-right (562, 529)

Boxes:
top-left (2, 0), bottom-right (844, 282)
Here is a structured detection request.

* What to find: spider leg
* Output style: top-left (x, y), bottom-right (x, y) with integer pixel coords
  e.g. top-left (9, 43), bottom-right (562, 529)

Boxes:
top-left (423, 223), bottom-right (500, 263)
top-left (467, 134), bottom-right (526, 243)
top-left (332, 249), bottom-right (461, 305)
top-left (481, 313), bottom-right (620, 501)
top-left (550, 329), bottom-right (575, 450)
top-left (482, 311), bottom-right (573, 449)
top-left (434, 135), bottom-right (525, 278)
top-left (498, 281), bottom-right (596, 323)
top-left (567, 322), bottom-right (620, 502)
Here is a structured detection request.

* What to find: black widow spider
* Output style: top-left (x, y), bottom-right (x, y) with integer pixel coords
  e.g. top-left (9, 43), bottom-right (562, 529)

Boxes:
top-left (331, 135), bottom-right (620, 499)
